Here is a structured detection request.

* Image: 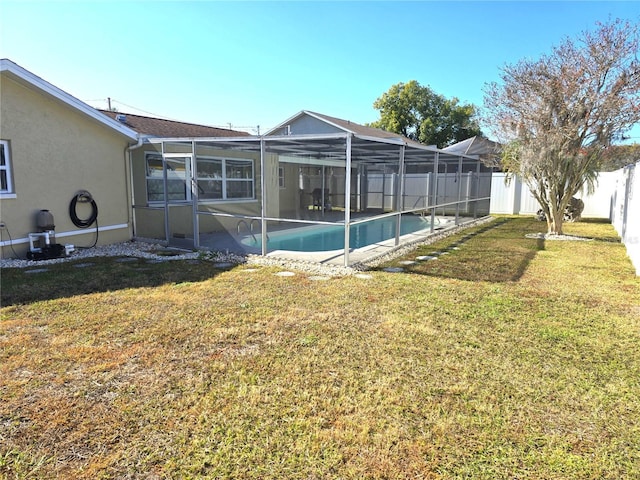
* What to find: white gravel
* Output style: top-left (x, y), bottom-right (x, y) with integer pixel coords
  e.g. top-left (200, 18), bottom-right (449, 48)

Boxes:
top-left (525, 233), bottom-right (594, 241)
top-left (1, 218), bottom-right (493, 277)
top-left (244, 254), bottom-right (360, 277)
top-left (0, 241), bottom-right (215, 269)
top-left (0, 239), bottom-right (356, 277)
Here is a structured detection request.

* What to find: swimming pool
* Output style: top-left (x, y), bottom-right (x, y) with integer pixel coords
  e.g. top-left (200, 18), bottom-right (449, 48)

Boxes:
top-left (241, 215), bottom-right (432, 252)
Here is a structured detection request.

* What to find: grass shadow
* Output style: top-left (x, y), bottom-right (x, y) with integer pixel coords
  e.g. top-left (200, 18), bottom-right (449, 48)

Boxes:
top-left (375, 217), bottom-right (547, 282)
top-left (1, 256), bottom-right (235, 306)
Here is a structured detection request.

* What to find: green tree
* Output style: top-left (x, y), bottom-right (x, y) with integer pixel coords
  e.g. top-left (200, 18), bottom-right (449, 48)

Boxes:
top-left (484, 19), bottom-right (640, 235)
top-left (369, 80), bottom-right (482, 148)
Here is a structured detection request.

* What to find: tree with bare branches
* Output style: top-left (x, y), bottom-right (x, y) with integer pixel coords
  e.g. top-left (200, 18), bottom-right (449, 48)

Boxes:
top-left (484, 19), bottom-right (640, 235)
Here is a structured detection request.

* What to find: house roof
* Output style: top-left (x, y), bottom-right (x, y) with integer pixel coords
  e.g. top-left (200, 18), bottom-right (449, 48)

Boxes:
top-left (99, 110), bottom-right (251, 139)
top-left (0, 59), bottom-right (138, 141)
top-left (303, 111), bottom-right (406, 140)
top-left (266, 110), bottom-right (427, 148)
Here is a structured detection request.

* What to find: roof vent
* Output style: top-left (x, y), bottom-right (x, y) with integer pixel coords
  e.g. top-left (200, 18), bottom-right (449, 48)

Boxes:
top-left (115, 114), bottom-right (127, 123)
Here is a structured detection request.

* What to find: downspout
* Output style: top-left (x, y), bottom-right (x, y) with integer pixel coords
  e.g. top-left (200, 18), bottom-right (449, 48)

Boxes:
top-left (125, 134), bottom-right (144, 240)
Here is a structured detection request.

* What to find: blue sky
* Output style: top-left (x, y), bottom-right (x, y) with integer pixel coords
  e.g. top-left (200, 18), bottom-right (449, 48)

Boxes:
top-left (1, 1), bottom-right (639, 139)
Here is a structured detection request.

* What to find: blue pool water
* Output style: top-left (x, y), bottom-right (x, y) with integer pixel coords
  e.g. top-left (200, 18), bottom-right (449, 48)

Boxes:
top-left (242, 215), bottom-right (431, 252)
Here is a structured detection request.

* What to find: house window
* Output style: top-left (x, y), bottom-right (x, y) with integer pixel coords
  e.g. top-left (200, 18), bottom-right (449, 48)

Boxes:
top-left (279, 166), bottom-right (285, 188)
top-left (145, 153), bottom-right (190, 202)
top-left (0, 140), bottom-right (14, 194)
top-left (197, 157), bottom-right (254, 201)
top-left (196, 158), bottom-right (223, 199)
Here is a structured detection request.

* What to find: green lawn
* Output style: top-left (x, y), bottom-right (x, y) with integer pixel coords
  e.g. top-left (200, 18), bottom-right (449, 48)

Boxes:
top-left (1, 216), bottom-right (639, 479)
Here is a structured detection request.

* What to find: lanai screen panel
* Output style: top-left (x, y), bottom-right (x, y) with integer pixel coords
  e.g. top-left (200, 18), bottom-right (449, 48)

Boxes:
top-left (264, 135), bottom-right (349, 223)
top-left (349, 137), bottom-right (405, 214)
top-left (401, 146), bottom-right (438, 212)
top-left (192, 138), bottom-right (263, 247)
top-left (193, 139), bottom-right (263, 217)
top-left (159, 141), bottom-right (196, 248)
top-left (432, 152), bottom-right (492, 217)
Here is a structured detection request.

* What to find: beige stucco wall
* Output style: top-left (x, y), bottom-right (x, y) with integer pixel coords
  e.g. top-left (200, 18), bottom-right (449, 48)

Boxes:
top-left (0, 74), bottom-right (133, 258)
top-left (279, 163), bottom-right (302, 217)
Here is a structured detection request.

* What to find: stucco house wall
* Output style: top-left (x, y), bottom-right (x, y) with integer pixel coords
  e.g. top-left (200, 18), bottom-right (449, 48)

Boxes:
top-left (0, 60), bottom-right (137, 258)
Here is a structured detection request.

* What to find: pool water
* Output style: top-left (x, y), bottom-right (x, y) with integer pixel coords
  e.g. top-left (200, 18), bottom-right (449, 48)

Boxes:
top-left (242, 215), bottom-right (431, 252)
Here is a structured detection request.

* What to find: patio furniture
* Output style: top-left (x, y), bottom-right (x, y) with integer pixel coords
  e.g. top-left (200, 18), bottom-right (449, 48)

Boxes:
top-left (312, 188), bottom-right (331, 211)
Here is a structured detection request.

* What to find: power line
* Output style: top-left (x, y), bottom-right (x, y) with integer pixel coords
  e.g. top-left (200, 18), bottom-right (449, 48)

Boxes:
top-left (87, 97), bottom-right (261, 133)
top-left (109, 99), bottom-right (181, 122)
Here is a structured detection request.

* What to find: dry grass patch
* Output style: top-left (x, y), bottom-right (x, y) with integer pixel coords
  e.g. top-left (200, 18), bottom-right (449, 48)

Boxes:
top-left (2, 216), bottom-right (639, 478)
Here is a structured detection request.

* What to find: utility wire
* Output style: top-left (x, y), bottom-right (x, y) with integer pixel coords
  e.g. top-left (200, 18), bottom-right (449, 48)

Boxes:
top-left (107, 99), bottom-right (181, 122)
top-left (87, 98), bottom-right (261, 133)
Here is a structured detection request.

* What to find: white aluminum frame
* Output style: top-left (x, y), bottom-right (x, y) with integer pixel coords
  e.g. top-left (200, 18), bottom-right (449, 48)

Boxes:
top-left (137, 133), bottom-right (491, 266)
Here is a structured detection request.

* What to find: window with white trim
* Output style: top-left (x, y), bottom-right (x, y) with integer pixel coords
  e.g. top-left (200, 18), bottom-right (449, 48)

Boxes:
top-left (279, 166), bottom-right (285, 188)
top-left (145, 152), bottom-right (191, 202)
top-left (197, 156), bottom-right (254, 201)
top-left (0, 140), bottom-right (14, 194)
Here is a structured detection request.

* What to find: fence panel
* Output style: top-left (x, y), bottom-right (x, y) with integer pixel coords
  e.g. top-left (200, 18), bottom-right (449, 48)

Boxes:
top-left (491, 171), bottom-right (622, 218)
top-left (611, 164), bottom-right (639, 275)
top-left (489, 173), bottom-right (519, 214)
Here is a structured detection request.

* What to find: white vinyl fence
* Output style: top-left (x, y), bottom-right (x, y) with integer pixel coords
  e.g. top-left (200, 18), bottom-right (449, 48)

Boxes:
top-left (489, 171), bottom-right (620, 217)
top-left (490, 165), bottom-right (640, 275)
top-left (611, 164), bottom-right (639, 275)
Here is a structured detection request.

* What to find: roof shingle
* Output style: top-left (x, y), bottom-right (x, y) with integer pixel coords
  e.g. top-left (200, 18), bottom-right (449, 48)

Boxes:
top-left (305, 111), bottom-right (403, 140)
top-left (98, 110), bottom-right (251, 138)
top-left (269, 110), bottom-right (428, 149)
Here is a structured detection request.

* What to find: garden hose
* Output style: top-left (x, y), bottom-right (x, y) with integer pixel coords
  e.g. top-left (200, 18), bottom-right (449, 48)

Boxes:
top-left (69, 190), bottom-right (99, 248)
top-left (69, 190), bottom-right (98, 228)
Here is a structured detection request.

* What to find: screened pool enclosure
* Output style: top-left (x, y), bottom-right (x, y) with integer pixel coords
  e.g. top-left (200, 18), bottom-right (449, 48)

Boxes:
top-left (131, 133), bottom-right (492, 266)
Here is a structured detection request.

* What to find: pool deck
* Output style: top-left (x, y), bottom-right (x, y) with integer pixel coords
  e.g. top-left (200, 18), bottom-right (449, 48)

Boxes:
top-left (263, 231), bottom-right (433, 266)
top-left (199, 215), bottom-right (476, 267)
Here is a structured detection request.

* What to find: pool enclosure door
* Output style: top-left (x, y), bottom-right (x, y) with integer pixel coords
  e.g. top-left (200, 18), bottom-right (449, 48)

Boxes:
top-left (162, 153), bottom-right (196, 249)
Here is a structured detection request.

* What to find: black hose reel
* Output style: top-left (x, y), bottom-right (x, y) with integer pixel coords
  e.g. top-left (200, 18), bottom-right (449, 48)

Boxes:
top-left (69, 190), bottom-right (98, 228)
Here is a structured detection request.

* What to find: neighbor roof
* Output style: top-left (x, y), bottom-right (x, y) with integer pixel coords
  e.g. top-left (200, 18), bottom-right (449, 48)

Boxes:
top-left (266, 110), bottom-right (427, 148)
top-left (99, 110), bottom-right (251, 139)
top-left (0, 59), bottom-right (138, 141)
top-left (443, 136), bottom-right (501, 157)
top-left (304, 111), bottom-right (406, 140)
top-left (443, 136), bottom-right (501, 167)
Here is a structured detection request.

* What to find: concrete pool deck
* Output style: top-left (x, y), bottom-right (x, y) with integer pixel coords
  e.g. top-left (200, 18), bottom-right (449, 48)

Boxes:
top-left (199, 215), bottom-right (487, 267)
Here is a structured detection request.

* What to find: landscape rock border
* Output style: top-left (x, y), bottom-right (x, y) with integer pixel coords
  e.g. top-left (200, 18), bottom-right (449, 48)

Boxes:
top-left (525, 233), bottom-right (593, 241)
top-left (1, 217), bottom-right (495, 277)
